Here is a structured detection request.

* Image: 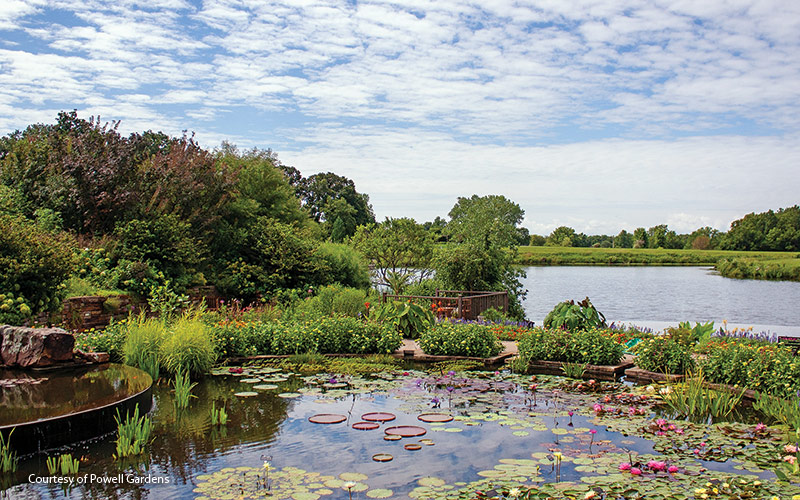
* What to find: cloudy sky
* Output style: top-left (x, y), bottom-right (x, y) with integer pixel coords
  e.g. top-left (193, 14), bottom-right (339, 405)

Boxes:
top-left (2, 0), bottom-right (799, 235)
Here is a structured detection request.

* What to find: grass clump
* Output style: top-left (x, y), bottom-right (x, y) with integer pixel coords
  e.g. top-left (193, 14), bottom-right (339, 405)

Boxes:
top-left (210, 402), bottom-right (229, 426)
top-left (122, 315), bottom-right (164, 380)
top-left (159, 311), bottom-right (217, 376)
top-left (113, 404), bottom-right (153, 459)
top-left (173, 368), bottom-right (198, 409)
top-left (46, 454), bottom-right (80, 475)
top-left (661, 370), bottom-right (745, 422)
top-left (0, 429), bottom-right (18, 474)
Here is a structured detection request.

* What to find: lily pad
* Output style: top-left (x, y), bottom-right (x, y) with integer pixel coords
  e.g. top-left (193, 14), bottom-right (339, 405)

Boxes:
top-left (308, 414), bottom-right (347, 424)
top-left (366, 488), bottom-right (394, 498)
top-left (418, 477), bottom-right (446, 487)
top-left (252, 384), bottom-right (279, 390)
top-left (372, 453), bottom-right (393, 462)
top-left (385, 425), bottom-right (427, 437)
top-left (234, 391), bottom-right (258, 397)
top-left (352, 421), bottom-right (380, 431)
top-left (278, 392), bottom-right (303, 398)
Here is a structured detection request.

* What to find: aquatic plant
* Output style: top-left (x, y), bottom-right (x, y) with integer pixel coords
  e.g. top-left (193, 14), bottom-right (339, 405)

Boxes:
top-left (561, 361), bottom-right (587, 379)
top-left (211, 402), bottom-right (228, 426)
top-left (661, 370), bottom-right (745, 421)
top-left (0, 428), bottom-right (17, 474)
top-left (543, 296), bottom-right (606, 331)
top-left (173, 368), bottom-right (198, 409)
top-left (46, 454), bottom-right (80, 475)
top-left (113, 404), bottom-right (153, 459)
top-left (753, 391), bottom-right (800, 432)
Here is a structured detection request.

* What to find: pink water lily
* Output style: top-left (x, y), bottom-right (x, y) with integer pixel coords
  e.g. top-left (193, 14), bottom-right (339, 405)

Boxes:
top-left (618, 462), bottom-right (631, 471)
top-left (630, 467), bottom-right (642, 476)
top-left (668, 465), bottom-right (679, 473)
top-left (647, 460), bottom-right (666, 471)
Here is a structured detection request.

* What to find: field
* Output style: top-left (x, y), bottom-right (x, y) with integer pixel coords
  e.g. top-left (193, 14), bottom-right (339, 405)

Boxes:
top-left (515, 246), bottom-right (800, 267)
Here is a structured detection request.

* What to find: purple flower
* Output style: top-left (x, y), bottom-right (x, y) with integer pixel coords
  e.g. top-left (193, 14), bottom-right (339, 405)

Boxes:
top-left (446, 386), bottom-right (454, 393)
top-left (328, 377), bottom-right (337, 384)
top-left (447, 370), bottom-right (455, 377)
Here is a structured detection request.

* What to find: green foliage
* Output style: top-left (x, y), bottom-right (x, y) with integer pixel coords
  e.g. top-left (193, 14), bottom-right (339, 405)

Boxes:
top-left (753, 392), bottom-right (800, 431)
top-left (543, 297), bottom-right (606, 331)
top-left (351, 217), bottom-right (435, 287)
top-left (661, 370), bottom-right (745, 421)
top-left (297, 171), bottom-right (375, 238)
top-left (0, 428), bottom-right (17, 474)
top-left (312, 242), bottom-right (370, 289)
top-left (561, 362), bottom-right (587, 379)
top-left (0, 214), bottom-right (76, 323)
top-left (418, 322), bottom-right (503, 358)
top-left (122, 315), bottom-right (165, 380)
top-left (173, 368), bottom-right (198, 409)
top-left (698, 338), bottom-right (800, 398)
top-left (671, 321), bottom-right (715, 346)
top-left (515, 327), bottom-right (624, 368)
top-left (113, 404), bottom-right (153, 459)
top-left (445, 194), bottom-right (524, 249)
top-left (46, 454), bottom-right (79, 475)
top-left (111, 214), bottom-right (203, 292)
top-left (292, 284), bottom-right (372, 320)
top-left (75, 319), bottom-right (128, 360)
top-left (159, 312), bottom-right (217, 376)
top-left (716, 257), bottom-right (800, 281)
top-left (633, 336), bottom-right (695, 374)
top-left (147, 280), bottom-right (190, 321)
top-left (210, 317), bottom-right (402, 357)
top-left (371, 301), bottom-right (435, 339)
top-left (210, 402), bottom-right (228, 426)
top-left (721, 205), bottom-right (800, 251)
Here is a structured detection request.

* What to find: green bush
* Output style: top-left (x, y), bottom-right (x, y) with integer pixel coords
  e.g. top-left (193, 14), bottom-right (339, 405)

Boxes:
top-left (123, 315), bottom-right (165, 378)
top-left (698, 339), bottom-right (800, 398)
top-left (371, 301), bottom-right (434, 339)
top-left (418, 322), bottom-right (503, 358)
top-left (516, 327), bottom-right (624, 368)
top-left (74, 320), bottom-right (128, 360)
top-left (159, 312), bottom-right (217, 376)
top-left (633, 336), bottom-right (695, 374)
top-left (292, 285), bottom-right (371, 320)
top-left (208, 317), bottom-right (402, 357)
top-left (312, 242), bottom-right (370, 289)
top-left (0, 214), bottom-right (76, 323)
top-left (542, 297), bottom-right (606, 331)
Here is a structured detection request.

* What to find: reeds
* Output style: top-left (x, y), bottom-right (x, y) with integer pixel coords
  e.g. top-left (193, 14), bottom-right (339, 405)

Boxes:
top-left (753, 391), bottom-right (800, 431)
top-left (562, 361), bottom-right (587, 379)
top-left (211, 402), bottom-right (229, 426)
top-left (113, 404), bottom-right (153, 459)
top-left (0, 429), bottom-right (17, 474)
top-left (661, 369), bottom-right (745, 421)
top-left (46, 454), bottom-right (80, 475)
top-left (173, 368), bottom-right (198, 409)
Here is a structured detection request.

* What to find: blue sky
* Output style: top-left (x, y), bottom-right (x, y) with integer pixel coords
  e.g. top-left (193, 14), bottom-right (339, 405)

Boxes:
top-left (1, 0), bottom-right (799, 235)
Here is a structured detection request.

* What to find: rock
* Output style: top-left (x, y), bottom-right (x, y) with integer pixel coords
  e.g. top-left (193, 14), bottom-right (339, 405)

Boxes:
top-left (74, 350), bottom-right (110, 364)
top-left (0, 325), bottom-right (75, 368)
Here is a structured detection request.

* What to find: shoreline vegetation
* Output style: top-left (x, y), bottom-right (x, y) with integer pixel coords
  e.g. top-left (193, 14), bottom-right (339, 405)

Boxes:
top-left (513, 246), bottom-right (800, 281)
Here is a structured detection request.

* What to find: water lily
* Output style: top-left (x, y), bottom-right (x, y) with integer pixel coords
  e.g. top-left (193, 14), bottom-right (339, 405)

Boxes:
top-left (507, 487), bottom-right (520, 498)
top-left (647, 460), bottom-right (666, 471)
top-left (668, 465), bottom-right (679, 473)
top-left (619, 462), bottom-right (631, 471)
top-left (630, 467), bottom-right (642, 475)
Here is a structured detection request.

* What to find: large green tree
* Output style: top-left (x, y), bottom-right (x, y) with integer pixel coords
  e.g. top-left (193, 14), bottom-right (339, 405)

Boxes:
top-left (298, 172), bottom-right (375, 239)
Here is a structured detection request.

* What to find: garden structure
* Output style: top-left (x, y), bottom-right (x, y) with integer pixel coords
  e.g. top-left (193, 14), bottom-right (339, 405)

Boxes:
top-left (381, 289), bottom-right (509, 320)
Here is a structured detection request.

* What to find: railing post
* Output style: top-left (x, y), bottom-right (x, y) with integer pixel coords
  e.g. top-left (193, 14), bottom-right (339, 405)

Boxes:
top-left (382, 292), bottom-right (387, 304)
top-left (457, 296), bottom-right (463, 318)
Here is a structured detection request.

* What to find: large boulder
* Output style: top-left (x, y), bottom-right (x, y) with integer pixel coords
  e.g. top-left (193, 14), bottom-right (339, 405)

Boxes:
top-left (0, 325), bottom-right (75, 368)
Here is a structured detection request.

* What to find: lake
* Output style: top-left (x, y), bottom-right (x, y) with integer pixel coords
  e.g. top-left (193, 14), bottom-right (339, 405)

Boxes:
top-left (519, 266), bottom-right (800, 336)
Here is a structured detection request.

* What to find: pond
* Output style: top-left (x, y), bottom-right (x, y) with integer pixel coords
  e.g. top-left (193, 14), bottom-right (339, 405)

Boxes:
top-left (519, 266), bottom-right (800, 335)
top-left (4, 364), bottom-right (797, 500)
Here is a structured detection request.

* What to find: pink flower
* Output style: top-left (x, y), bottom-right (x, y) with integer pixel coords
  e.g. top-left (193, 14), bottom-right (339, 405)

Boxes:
top-left (668, 424), bottom-right (676, 431)
top-left (784, 455), bottom-right (797, 465)
top-left (700, 442), bottom-right (706, 447)
top-left (589, 429), bottom-right (597, 435)
top-left (593, 403), bottom-right (603, 413)
top-left (647, 460), bottom-right (666, 471)
top-left (568, 411), bottom-right (574, 417)
top-left (656, 431), bottom-right (665, 436)
top-left (668, 466), bottom-right (679, 473)
top-left (693, 449), bottom-right (700, 455)
top-left (630, 467), bottom-right (642, 476)
top-left (618, 462), bottom-right (631, 471)
top-left (754, 422), bottom-right (767, 432)
top-left (785, 444), bottom-right (798, 453)
top-left (675, 429), bottom-right (684, 435)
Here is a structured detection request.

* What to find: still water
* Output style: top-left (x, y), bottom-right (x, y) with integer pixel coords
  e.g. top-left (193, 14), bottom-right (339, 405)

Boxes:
top-left (519, 266), bottom-right (800, 335)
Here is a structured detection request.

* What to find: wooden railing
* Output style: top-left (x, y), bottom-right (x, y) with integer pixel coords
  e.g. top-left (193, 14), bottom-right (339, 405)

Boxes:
top-left (381, 289), bottom-right (508, 320)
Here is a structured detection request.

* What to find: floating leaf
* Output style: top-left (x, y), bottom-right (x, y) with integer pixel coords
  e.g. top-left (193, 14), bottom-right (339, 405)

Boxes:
top-left (418, 477), bottom-right (446, 487)
top-left (366, 488), bottom-right (393, 498)
top-left (234, 391), bottom-right (258, 397)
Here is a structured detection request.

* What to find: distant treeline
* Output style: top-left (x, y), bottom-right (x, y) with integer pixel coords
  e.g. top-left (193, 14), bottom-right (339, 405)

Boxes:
top-left (523, 206), bottom-right (800, 252)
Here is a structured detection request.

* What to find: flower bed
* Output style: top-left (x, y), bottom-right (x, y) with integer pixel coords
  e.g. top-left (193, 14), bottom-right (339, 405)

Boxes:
top-left (418, 322), bottom-right (503, 358)
top-left (516, 327), bottom-right (625, 368)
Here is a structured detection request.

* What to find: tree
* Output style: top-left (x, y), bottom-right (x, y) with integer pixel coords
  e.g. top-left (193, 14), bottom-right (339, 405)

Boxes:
top-left (529, 234), bottom-right (547, 246)
top-left (721, 205), bottom-right (800, 251)
top-left (632, 227), bottom-right (648, 248)
top-left (351, 218), bottom-right (435, 286)
top-left (546, 226), bottom-right (577, 247)
top-left (613, 230), bottom-right (634, 248)
top-left (435, 195), bottom-right (528, 319)
top-left (445, 194), bottom-right (525, 250)
top-left (298, 172), bottom-right (375, 239)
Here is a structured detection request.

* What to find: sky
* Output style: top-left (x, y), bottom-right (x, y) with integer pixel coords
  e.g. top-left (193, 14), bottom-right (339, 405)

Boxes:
top-left (1, 0), bottom-right (799, 235)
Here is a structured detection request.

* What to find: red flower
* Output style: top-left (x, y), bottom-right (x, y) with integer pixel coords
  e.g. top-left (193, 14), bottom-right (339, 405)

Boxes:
top-left (365, 302), bottom-right (371, 309)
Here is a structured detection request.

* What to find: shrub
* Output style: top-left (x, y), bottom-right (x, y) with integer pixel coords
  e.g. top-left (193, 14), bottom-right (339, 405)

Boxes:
top-left (0, 214), bottom-right (76, 323)
top-left (159, 312), bottom-right (217, 376)
top-left (516, 327), bottom-right (624, 368)
top-left (633, 336), bottom-right (695, 374)
top-left (543, 297), bottom-right (606, 331)
top-left (371, 301), bottom-right (434, 339)
top-left (122, 316), bottom-right (165, 379)
top-left (699, 339), bottom-right (800, 398)
top-left (312, 242), bottom-right (370, 289)
top-left (209, 320), bottom-right (278, 358)
top-left (292, 285), bottom-right (371, 320)
top-left (418, 322), bottom-right (503, 358)
top-left (75, 320), bottom-right (128, 360)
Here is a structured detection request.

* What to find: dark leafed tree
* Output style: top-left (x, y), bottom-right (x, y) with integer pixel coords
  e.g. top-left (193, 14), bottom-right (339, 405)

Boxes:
top-left (297, 172), bottom-right (375, 238)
